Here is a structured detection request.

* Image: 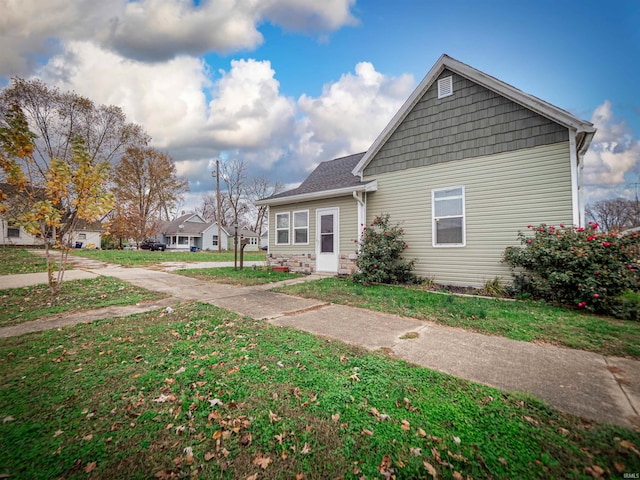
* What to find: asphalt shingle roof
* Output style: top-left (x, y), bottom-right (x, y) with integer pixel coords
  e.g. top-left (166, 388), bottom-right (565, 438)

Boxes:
top-left (264, 152), bottom-right (366, 201)
top-left (161, 214), bottom-right (213, 235)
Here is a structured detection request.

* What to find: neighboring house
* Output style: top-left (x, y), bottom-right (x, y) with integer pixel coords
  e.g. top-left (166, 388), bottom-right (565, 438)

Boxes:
top-left (0, 218), bottom-right (42, 247)
top-left (159, 213), bottom-right (220, 251)
top-left (225, 226), bottom-right (260, 252)
top-left (156, 213), bottom-right (259, 251)
top-left (257, 54), bottom-right (596, 286)
top-left (70, 220), bottom-right (103, 248)
top-left (0, 183), bottom-right (104, 247)
top-left (0, 219), bottom-right (103, 248)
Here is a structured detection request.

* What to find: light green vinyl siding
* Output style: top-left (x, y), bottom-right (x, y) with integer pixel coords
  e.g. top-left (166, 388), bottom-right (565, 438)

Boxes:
top-left (364, 142), bottom-right (573, 287)
top-left (268, 195), bottom-right (358, 256)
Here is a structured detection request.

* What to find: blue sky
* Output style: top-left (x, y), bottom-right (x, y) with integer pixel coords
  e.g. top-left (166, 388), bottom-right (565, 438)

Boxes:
top-left (2, 0), bottom-right (639, 210)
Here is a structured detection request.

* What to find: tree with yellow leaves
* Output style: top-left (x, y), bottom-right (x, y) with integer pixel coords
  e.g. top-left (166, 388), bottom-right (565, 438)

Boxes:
top-left (0, 105), bottom-right (114, 297)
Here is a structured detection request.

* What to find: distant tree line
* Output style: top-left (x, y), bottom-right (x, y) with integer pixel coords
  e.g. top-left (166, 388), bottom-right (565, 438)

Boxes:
top-left (586, 197), bottom-right (639, 232)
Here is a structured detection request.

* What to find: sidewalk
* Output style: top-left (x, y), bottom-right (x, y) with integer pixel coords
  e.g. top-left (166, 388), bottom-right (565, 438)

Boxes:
top-left (1, 255), bottom-right (638, 429)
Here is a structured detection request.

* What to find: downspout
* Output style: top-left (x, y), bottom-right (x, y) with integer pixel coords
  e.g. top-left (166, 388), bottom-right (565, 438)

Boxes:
top-left (353, 191), bottom-right (365, 249)
top-left (576, 130), bottom-right (595, 228)
top-left (568, 129), bottom-right (581, 227)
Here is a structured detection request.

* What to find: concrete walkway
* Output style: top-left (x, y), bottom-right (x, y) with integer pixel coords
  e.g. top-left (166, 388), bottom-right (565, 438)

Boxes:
top-left (1, 253), bottom-right (638, 429)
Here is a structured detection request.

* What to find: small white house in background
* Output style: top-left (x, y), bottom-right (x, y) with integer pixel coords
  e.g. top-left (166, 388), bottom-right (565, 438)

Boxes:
top-left (224, 226), bottom-right (261, 251)
top-left (0, 218), bottom-right (103, 248)
top-left (71, 221), bottom-right (103, 248)
top-left (159, 213), bottom-right (219, 250)
top-left (156, 213), bottom-right (259, 251)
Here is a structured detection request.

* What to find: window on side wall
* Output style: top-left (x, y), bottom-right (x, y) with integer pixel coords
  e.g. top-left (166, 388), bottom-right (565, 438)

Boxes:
top-left (7, 222), bottom-right (20, 238)
top-left (432, 186), bottom-right (465, 247)
top-left (213, 235), bottom-right (218, 246)
top-left (276, 212), bottom-right (290, 245)
top-left (293, 210), bottom-right (309, 245)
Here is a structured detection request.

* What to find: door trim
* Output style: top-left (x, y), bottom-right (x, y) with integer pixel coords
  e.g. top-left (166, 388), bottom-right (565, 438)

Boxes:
top-left (315, 207), bottom-right (339, 272)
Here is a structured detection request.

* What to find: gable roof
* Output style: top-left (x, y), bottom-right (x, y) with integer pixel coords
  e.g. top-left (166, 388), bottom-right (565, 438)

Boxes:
top-left (256, 152), bottom-right (376, 206)
top-left (161, 213), bottom-right (213, 235)
top-left (352, 54), bottom-right (596, 176)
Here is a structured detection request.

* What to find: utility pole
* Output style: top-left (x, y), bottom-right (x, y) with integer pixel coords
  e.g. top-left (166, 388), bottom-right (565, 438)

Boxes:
top-left (216, 159), bottom-right (222, 253)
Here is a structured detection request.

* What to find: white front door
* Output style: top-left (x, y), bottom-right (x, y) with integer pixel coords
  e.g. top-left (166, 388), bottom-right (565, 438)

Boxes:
top-left (316, 207), bottom-right (339, 272)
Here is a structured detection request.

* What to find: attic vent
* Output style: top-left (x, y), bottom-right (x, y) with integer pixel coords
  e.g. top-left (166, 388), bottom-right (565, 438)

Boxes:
top-left (437, 76), bottom-right (453, 99)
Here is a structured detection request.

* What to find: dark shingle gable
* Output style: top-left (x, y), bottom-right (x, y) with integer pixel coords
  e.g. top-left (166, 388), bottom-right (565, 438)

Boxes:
top-left (265, 152), bottom-right (366, 201)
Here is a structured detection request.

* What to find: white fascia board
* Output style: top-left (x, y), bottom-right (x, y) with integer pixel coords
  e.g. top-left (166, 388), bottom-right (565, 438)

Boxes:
top-left (255, 182), bottom-right (377, 207)
top-left (352, 55), bottom-right (449, 176)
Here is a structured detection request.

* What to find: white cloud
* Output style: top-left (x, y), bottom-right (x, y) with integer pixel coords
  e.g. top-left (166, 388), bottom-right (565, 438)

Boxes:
top-left (583, 100), bottom-right (640, 186)
top-left (207, 59), bottom-right (296, 159)
top-left (260, 0), bottom-right (358, 33)
top-left (34, 42), bottom-right (415, 212)
top-left (296, 61), bottom-right (414, 166)
top-left (38, 41), bottom-right (211, 151)
top-left (0, 0), bottom-right (121, 76)
top-left (0, 0), bottom-right (358, 75)
top-left (104, 0), bottom-right (264, 61)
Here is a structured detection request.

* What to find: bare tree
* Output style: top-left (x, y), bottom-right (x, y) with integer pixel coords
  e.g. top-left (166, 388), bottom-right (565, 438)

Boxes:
top-left (0, 77), bottom-right (148, 240)
top-left (194, 192), bottom-right (233, 225)
top-left (246, 176), bottom-right (284, 237)
top-left (220, 158), bottom-right (248, 227)
top-left (112, 146), bottom-right (188, 246)
top-left (585, 197), bottom-right (639, 232)
top-left (0, 78), bottom-right (148, 171)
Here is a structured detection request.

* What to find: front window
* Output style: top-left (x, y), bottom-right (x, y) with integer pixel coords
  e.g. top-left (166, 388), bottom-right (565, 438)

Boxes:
top-left (178, 236), bottom-right (189, 245)
top-left (276, 212), bottom-right (290, 245)
top-left (293, 210), bottom-right (309, 244)
top-left (432, 186), bottom-right (465, 247)
top-left (7, 222), bottom-right (20, 238)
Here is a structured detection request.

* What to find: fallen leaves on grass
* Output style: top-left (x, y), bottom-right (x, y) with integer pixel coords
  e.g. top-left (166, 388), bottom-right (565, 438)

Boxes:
top-left (84, 461), bottom-right (97, 473)
top-left (269, 410), bottom-right (281, 423)
top-left (378, 454), bottom-right (394, 478)
top-left (423, 460), bottom-right (437, 478)
top-left (620, 439), bottom-right (640, 456)
top-left (252, 453), bottom-right (272, 469)
top-left (153, 394), bottom-right (177, 403)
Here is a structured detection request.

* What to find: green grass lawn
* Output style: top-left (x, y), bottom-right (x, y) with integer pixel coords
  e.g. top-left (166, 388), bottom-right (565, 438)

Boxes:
top-left (71, 249), bottom-right (266, 267)
top-left (176, 266), bottom-right (304, 286)
top-left (0, 277), bottom-right (166, 327)
top-left (0, 248), bottom-right (50, 275)
top-left (1, 302), bottom-right (638, 479)
top-left (276, 278), bottom-right (640, 359)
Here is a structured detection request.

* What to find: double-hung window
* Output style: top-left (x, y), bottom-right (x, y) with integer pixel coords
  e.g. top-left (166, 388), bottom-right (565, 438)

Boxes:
top-left (293, 210), bottom-right (309, 244)
top-left (276, 212), bottom-right (290, 245)
top-left (7, 222), bottom-right (20, 238)
top-left (432, 186), bottom-right (465, 247)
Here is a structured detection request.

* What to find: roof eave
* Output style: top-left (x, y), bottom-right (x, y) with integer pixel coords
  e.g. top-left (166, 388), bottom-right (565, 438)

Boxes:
top-left (255, 182), bottom-right (376, 206)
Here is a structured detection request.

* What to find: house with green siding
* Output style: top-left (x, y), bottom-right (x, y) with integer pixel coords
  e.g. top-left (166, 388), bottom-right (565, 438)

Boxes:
top-left (256, 55), bottom-right (596, 287)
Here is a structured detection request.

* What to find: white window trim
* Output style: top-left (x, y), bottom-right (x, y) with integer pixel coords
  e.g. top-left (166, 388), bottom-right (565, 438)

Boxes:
top-left (437, 76), bottom-right (453, 99)
top-left (432, 185), bottom-right (466, 248)
top-left (275, 212), bottom-right (290, 245)
top-left (293, 209), bottom-right (310, 245)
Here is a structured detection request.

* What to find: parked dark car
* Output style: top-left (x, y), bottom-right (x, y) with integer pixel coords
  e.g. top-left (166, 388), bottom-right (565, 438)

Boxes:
top-left (140, 240), bottom-right (167, 251)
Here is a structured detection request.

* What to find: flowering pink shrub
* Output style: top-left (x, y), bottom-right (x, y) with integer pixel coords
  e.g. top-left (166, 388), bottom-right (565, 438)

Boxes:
top-left (503, 223), bottom-right (639, 319)
top-left (352, 213), bottom-right (416, 285)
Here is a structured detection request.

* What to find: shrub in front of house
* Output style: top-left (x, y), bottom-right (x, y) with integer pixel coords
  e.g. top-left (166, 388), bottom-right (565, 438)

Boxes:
top-left (352, 213), bottom-right (416, 285)
top-left (503, 223), bottom-right (639, 319)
